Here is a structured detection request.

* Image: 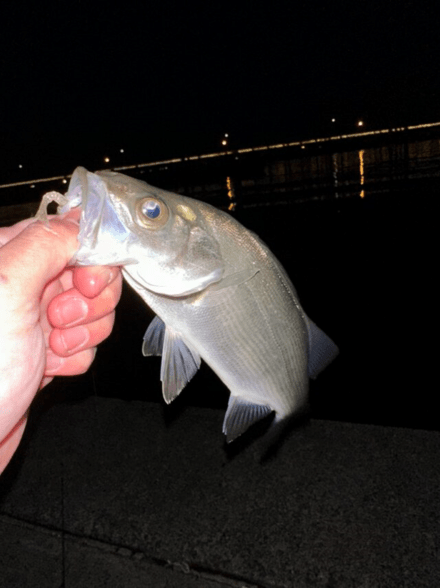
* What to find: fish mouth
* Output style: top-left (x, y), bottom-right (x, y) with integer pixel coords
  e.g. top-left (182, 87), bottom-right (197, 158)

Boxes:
top-left (60, 167), bottom-right (135, 266)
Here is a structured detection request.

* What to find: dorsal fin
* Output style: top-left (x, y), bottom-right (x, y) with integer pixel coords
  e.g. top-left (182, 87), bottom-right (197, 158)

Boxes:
top-left (223, 396), bottom-right (273, 443)
top-left (304, 316), bottom-right (339, 379)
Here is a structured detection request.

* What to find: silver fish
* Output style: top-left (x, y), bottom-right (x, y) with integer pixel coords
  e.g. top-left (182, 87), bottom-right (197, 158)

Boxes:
top-left (37, 166), bottom-right (338, 442)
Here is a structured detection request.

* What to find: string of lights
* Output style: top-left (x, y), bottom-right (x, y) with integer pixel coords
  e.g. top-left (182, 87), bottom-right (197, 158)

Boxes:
top-left (1, 121), bottom-right (439, 191)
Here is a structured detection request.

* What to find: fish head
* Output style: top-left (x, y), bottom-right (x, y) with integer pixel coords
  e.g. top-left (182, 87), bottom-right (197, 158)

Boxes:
top-left (59, 167), bottom-right (225, 296)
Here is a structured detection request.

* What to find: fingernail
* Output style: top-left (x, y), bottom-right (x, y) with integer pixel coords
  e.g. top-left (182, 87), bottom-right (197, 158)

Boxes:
top-left (57, 298), bottom-right (88, 327)
top-left (104, 268), bottom-right (116, 285)
top-left (84, 268), bottom-right (114, 297)
top-left (97, 268), bottom-right (115, 288)
top-left (60, 326), bottom-right (89, 353)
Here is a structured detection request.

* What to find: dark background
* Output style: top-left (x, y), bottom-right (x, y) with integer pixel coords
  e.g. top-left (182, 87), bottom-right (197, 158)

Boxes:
top-left (1, 1), bottom-right (440, 181)
top-left (83, 180), bottom-right (436, 432)
top-left (1, 1), bottom-right (437, 432)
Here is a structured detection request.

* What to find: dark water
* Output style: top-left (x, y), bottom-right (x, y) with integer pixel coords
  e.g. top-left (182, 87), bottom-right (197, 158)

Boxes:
top-left (136, 131), bottom-right (440, 208)
top-left (86, 188), bottom-right (434, 431)
top-left (7, 133), bottom-right (438, 431)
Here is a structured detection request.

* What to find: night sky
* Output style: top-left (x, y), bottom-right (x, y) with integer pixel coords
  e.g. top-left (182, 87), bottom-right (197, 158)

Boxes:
top-left (1, 1), bottom-right (439, 180)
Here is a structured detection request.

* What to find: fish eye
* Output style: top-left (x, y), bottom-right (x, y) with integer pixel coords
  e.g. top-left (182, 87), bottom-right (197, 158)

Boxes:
top-left (142, 200), bottom-right (161, 219)
top-left (136, 197), bottom-right (169, 228)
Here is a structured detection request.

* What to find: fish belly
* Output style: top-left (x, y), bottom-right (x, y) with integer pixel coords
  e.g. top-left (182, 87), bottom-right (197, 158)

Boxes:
top-left (128, 265), bottom-right (309, 420)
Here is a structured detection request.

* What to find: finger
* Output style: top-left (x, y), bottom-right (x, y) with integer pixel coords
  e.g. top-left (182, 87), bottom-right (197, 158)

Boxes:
top-left (73, 266), bottom-right (122, 299)
top-left (47, 273), bottom-right (122, 328)
top-left (39, 269), bottom-right (74, 342)
top-left (58, 267), bottom-right (75, 292)
top-left (44, 347), bottom-right (97, 377)
top-left (40, 273), bottom-right (68, 331)
top-left (0, 218), bottom-right (35, 247)
top-left (0, 218), bottom-right (79, 310)
top-left (0, 211), bottom-right (78, 249)
top-left (49, 312), bottom-right (116, 357)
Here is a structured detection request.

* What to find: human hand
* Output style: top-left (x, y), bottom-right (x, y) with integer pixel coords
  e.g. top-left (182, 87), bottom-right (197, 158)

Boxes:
top-left (0, 215), bottom-right (122, 473)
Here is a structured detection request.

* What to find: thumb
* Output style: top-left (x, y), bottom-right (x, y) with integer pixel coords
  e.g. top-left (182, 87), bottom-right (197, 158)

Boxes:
top-left (0, 218), bottom-right (79, 312)
top-left (0, 218), bottom-right (80, 470)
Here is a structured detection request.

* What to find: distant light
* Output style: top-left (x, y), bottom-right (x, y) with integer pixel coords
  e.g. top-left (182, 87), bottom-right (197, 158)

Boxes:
top-left (18, 164), bottom-right (23, 169)
top-left (30, 184), bottom-right (35, 188)
top-left (62, 179), bottom-right (68, 184)
top-left (104, 157), bottom-right (110, 163)
top-left (331, 118), bottom-right (336, 123)
top-left (359, 149), bottom-right (365, 198)
top-left (357, 120), bottom-right (364, 127)
top-left (224, 133), bottom-right (229, 138)
top-left (221, 140), bottom-right (228, 146)
top-left (120, 149), bottom-right (124, 153)
top-left (301, 145), bottom-right (305, 150)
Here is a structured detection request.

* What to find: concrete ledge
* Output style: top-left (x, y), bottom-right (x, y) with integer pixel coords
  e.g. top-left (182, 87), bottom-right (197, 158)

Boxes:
top-left (1, 397), bottom-right (439, 587)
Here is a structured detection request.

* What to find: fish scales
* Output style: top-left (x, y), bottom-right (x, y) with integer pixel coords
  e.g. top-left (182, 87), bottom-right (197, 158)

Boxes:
top-left (125, 203), bottom-right (309, 418)
top-left (36, 167), bottom-right (339, 444)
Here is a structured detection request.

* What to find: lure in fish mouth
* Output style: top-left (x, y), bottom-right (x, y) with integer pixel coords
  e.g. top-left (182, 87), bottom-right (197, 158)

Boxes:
top-left (36, 166), bottom-right (339, 443)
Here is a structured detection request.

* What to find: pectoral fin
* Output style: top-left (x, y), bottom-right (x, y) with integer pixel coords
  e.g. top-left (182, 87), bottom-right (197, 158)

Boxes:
top-left (143, 316), bottom-right (201, 404)
top-left (222, 396), bottom-right (273, 443)
top-left (304, 316), bottom-right (339, 379)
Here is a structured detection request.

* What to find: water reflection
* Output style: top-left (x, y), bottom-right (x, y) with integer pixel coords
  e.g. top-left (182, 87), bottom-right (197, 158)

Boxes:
top-left (157, 136), bottom-right (440, 210)
top-left (210, 136), bottom-right (440, 208)
top-left (226, 176), bottom-right (236, 211)
top-left (2, 129), bottom-right (440, 212)
top-left (332, 153), bottom-right (339, 197)
top-left (359, 149), bottom-right (365, 198)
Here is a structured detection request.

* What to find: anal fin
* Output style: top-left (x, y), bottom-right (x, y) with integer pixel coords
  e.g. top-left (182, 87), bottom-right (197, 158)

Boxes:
top-left (142, 316), bottom-right (165, 356)
top-left (223, 396), bottom-right (273, 443)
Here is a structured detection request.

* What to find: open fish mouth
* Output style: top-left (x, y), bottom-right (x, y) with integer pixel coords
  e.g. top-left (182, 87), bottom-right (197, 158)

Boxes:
top-left (55, 167), bottom-right (224, 295)
top-left (58, 167), bottom-right (135, 266)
